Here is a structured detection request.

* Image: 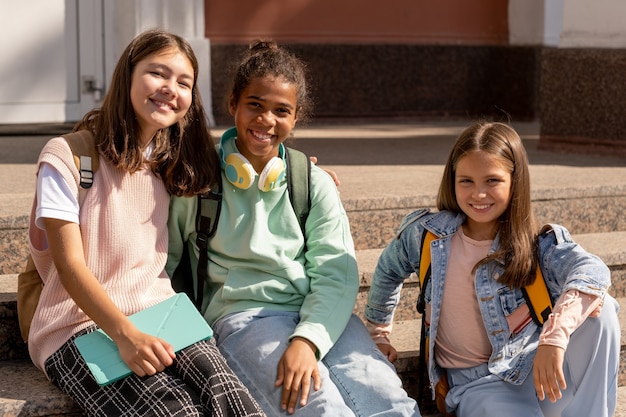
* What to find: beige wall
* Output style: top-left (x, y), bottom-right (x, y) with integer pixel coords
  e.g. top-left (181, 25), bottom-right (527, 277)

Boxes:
top-left (205, 0), bottom-right (508, 45)
top-left (561, 0), bottom-right (626, 47)
top-left (508, 0), bottom-right (563, 46)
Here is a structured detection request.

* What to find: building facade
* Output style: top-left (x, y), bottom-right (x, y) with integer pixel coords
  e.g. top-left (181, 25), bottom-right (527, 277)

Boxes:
top-left (2, 0), bottom-right (625, 156)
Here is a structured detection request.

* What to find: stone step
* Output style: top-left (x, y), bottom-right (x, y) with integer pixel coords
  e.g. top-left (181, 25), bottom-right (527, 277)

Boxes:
top-left (2, 188), bottom-right (625, 274)
top-left (1, 305), bottom-right (625, 417)
top-left (0, 360), bottom-right (82, 416)
top-left (1, 230), bottom-right (624, 362)
top-left (342, 184), bottom-right (626, 251)
top-left (2, 158), bottom-right (626, 275)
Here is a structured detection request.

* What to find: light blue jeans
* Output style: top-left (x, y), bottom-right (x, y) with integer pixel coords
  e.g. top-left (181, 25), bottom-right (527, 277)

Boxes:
top-left (213, 310), bottom-right (421, 416)
top-left (445, 295), bottom-right (620, 417)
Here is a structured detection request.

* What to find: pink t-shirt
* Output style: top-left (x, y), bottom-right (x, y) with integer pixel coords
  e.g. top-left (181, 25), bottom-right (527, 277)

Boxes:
top-left (435, 227), bottom-right (492, 369)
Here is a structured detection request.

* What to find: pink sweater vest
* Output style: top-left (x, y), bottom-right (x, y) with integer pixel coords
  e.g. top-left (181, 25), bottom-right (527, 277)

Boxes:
top-left (27, 137), bottom-right (175, 373)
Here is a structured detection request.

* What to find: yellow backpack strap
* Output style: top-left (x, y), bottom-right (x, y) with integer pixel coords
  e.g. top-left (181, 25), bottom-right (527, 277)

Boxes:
top-left (522, 266), bottom-right (553, 326)
top-left (521, 225), bottom-right (555, 326)
top-left (416, 230), bottom-right (436, 314)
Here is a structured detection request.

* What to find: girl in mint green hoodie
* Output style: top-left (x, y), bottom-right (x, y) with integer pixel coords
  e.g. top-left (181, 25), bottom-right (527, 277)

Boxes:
top-left (167, 40), bottom-right (421, 417)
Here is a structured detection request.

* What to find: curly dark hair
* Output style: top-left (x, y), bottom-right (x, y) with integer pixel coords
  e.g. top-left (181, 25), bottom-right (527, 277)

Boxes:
top-left (227, 40), bottom-right (313, 124)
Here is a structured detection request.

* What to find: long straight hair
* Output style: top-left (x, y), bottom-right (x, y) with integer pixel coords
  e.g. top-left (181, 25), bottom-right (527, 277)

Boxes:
top-left (437, 122), bottom-right (539, 288)
top-left (74, 29), bottom-right (220, 196)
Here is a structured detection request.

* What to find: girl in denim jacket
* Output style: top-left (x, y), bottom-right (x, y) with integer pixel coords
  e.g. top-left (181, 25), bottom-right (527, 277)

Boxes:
top-left (365, 121), bottom-right (620, 417)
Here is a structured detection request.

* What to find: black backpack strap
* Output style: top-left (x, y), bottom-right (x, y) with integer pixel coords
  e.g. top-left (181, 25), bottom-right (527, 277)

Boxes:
top-left (416, 229), bottom-right (435, 406)
top-left (194, 179), bottom-right (222, 309)
top-left (285, 147), bottom-right (311, 235)
top-left (418, 308), bottom-right (430, 407)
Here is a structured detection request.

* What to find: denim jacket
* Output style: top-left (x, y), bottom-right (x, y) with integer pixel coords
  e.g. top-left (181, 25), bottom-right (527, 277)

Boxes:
top-left (365, 209), bottom-right (610, 393)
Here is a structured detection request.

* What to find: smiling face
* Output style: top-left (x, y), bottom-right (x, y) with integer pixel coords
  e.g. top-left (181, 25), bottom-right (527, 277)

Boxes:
top-left (228, 75), bottom-right (298, 173)
top-left (455, 151), bottom-right (512, 240)
top-left (130, 47), bottom-right (194, 145)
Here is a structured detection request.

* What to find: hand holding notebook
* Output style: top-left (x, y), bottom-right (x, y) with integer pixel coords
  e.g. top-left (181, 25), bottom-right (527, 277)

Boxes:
top-left (74, 293), bottom-right (213, 386)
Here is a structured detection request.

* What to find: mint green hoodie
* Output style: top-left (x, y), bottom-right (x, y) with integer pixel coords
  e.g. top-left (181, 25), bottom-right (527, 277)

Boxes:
top-left (167, 135), bottom-right (359, 359)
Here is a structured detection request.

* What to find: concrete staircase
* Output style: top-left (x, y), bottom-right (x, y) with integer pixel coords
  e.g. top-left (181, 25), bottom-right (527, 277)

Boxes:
top-left (1, 121), bottom-right (625, 416)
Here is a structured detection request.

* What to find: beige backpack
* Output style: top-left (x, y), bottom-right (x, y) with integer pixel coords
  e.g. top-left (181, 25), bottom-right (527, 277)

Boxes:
top-left (17, 130), bottom-right (98, 343)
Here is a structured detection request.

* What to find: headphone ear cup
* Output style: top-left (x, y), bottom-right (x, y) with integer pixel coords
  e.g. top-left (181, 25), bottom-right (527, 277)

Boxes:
top-left (224, 153), bottom-right (256, 189)
top-left (258, 157), bottom-right (286, 192)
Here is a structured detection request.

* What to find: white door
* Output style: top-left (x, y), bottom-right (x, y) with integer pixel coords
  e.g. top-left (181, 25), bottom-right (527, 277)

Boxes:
top-left (70, 0), bottom-right (106, 121)
top-left (0, 0), bottom-right (104, 124)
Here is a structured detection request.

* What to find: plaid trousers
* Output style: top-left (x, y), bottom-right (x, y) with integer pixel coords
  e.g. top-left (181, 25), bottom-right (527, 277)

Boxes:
top-left (45, 328), bottom-right (265, 417)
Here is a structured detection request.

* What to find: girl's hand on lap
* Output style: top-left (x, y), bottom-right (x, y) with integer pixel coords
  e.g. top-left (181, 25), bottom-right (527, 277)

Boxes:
top-left (533, 344), bottom-right (566, 403)
top-left (275, 337), bottom-right (321, 414)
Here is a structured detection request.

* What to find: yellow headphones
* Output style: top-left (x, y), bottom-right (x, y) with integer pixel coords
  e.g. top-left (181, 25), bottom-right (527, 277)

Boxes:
top-left (220, 127), bottom-right (286, 192)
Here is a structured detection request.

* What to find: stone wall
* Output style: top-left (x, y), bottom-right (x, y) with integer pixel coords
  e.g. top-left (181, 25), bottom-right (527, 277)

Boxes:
top-left (539, 48), bottom-right (626, 158)
top-left (210, 44), bottom-right (541, 125)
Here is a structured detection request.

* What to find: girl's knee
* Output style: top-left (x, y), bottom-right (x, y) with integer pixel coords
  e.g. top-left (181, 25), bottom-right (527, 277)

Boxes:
top-left (596, 296), bottom-right (620, 338)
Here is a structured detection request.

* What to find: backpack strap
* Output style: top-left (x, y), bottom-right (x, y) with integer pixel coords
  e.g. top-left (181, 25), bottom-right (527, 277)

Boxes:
top-left (416, 230), bottom-right (436, 315)
top-left (61, 130), bottom-right (99, 191)
top-left (193, 180), bottom-right (222, 309)
top-left (522, 225), bottom-right (555, 326)
top-left (416, 229), bottom-right (436, 407)
top-left (285, 147), bottom-right (311, 235)
top-left (521, 266), bottom-right (553, 326)
top-left (542, 223), bottom-right (566, 245)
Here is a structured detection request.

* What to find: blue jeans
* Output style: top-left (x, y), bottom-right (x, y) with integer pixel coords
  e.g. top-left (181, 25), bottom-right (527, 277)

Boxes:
top-left (445, 295), bottom-right (620, 417)
top-left (213, 310), bottom-right (421, 416)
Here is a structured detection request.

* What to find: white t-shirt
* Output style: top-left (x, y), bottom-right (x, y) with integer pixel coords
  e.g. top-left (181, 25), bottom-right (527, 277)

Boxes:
top-left (36, 163), bottom-right (78, 228)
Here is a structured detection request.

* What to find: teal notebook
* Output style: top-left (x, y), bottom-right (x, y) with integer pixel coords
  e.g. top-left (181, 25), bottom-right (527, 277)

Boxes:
top-left (74, 293), bottom-right (213, 386)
